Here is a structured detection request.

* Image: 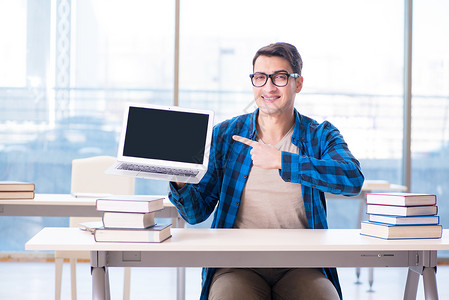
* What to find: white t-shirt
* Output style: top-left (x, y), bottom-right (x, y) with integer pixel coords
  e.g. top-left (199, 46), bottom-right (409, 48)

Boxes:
top-left (234, 127), bottom-right (308, 229)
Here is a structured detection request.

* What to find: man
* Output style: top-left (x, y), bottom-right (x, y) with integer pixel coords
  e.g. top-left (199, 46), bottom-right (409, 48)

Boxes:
top-left (169, 42), bottom-right (364, 299)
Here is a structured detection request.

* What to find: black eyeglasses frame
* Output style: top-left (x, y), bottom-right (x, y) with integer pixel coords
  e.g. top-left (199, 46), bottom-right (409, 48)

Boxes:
top-left (249, 72), bottom-right (300, 87)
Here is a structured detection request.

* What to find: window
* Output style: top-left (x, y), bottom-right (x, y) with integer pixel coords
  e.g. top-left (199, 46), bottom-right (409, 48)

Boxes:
top-left (0, 0), bottom-right (174, 251)
top-left (412, 0), bottom-right (449, 253)
top-left (0, 1), bottom-right (447, 257)
top-left (180, 0), bottom-right (404, 228)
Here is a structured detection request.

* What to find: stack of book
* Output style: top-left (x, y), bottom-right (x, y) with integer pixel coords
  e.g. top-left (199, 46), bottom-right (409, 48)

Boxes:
top-left (0, 181), bottom-right (35, 199)
top-left (360, 192), bottom-right (442, 239)
top-left (84, 195), bottom-right (172, 243)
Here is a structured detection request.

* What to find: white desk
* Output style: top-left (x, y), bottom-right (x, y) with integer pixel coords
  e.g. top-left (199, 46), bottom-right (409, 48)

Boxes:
top-left (0, 193), bottom-right (180, 220)
top-left (26, 228), bottom-right (448, 300)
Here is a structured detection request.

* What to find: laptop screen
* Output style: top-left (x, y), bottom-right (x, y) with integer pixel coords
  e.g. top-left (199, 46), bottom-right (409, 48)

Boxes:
top-left (123, 106), bottom-right (210, 164)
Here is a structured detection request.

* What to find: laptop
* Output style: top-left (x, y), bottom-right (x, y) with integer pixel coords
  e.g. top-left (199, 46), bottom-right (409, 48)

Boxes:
top-left (106, 103), bottom-right (214, 184)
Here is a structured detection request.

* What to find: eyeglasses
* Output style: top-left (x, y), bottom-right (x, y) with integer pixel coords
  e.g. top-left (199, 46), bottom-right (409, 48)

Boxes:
top-left (249, 72), bottom-right (300, 87)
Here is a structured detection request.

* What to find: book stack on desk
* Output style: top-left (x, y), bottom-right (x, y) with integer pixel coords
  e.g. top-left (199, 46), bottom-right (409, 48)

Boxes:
top-left (361, 192), bottom-right (442, 239)
top-left (0, 181), bottom-right (35, 199)
top-left (92, 195), bottom-right (172, 243)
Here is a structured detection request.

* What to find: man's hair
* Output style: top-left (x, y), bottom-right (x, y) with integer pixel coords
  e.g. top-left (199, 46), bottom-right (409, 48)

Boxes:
top-left (252, 42), bottom-right (303, 75)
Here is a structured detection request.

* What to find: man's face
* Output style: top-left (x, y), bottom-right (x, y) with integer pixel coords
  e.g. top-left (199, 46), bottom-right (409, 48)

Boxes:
top-left (252, 55), bottom-right (303, 118)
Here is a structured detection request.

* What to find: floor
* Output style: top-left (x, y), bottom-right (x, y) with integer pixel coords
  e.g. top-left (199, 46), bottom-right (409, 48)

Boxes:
top-left (0, 261), bottom-right (448, 299)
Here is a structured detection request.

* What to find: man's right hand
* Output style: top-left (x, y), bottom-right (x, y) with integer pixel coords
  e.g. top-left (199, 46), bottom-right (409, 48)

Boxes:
top-left (173, 182), bottom-right (186, 189)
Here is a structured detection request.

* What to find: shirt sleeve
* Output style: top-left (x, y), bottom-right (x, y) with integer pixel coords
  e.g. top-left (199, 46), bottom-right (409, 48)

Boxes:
top-left (279, 121), bottom-right (364, 195)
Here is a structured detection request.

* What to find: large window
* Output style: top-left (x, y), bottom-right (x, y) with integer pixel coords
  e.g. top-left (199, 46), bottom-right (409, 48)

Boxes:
top-left (412, 0), bottom-right (449, 245)
top-left (0, 0), bottom-right (175, 251)
top-left (0, 0), bottom-right (448, 255)
top-left (180, 0), bottom-right (405, 227)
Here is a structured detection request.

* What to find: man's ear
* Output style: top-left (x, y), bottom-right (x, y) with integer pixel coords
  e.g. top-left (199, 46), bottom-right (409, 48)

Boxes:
top-left (295, 76), bottom-right (304, 93)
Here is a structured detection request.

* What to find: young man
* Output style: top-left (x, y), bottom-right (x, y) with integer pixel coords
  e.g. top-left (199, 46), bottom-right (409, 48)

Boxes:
top-left (169, 42), bottom-right (364, 299)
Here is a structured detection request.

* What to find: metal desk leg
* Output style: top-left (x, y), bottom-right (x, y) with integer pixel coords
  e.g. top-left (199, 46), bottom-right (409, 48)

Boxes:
top-left (91, 251), bottom-right (110, 300)
top-left (355, 192), bottom-right (367, 285)
top-left (105, 267), bottom-right (111, 300)
top-left (368, 267), bottom-right (374, 292)
top-left (422, 267), bottom-right (438, 300)
top-left (92, 266), bottom-right (107, 300)
top-left (404, 268), bottom-right (420, 300)
top-left (177, 267), bottom-right (186, 300)
top-left (355, 267), bottom-right (361, 284)
top-left (175, 216), bottom-right (186, 300)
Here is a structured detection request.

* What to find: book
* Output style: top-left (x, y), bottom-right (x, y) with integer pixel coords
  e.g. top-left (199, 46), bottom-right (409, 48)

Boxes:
top-left (102, 211), bottom-right (156, 229)
top-left (0, 191), bottom-right (35, 199)
top-left (360, 221), bottom-right (442, 239)
top-left (96, 195), bottom-right (165, 213)
top-left (366, 193), bottom-right (436, 206)
top-left (0, 181), bottom-right (35, 192)
top-left (366, 204), bottom-right (438, 216)
top-left (368, 214), bottom-right (440, 225)
top-left (93, 223), bottom-right (172, 243)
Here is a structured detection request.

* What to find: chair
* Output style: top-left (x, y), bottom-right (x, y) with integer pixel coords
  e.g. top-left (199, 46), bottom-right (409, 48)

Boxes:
top-left (55, 156), bottom-right (135, 300)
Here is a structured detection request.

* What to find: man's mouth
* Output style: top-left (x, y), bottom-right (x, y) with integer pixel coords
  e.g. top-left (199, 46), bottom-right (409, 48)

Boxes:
top-left (262, 95), bottom-right (280, 103)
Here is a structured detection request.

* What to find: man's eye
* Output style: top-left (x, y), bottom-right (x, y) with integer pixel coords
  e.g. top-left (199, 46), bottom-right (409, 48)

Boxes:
top-left (274, 74), bottom-right (287, 80)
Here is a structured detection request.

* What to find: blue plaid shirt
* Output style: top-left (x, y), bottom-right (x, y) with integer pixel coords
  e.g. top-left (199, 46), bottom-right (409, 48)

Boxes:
top-left (169, 108), bottom-right (364, 299)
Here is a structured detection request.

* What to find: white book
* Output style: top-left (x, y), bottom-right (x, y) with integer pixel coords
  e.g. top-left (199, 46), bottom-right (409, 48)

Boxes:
top-left (366, 204), bottom-right (438, 216)
top-left (366, 192), bottom-right (437, 206)
top-left (94, 224), bottom-right (172, 243)
top-left (361, 221), bottom-right (442, 240)
top-left (96, 195), bottom-right (165, 213)
top-left (368, 214), bottom-right (440, 225)
top-left (102, 211), bottom-right (155, 229)
top-left (80, 222), bottom-right (171, 243)
top-left (0, 181), bottom-right (35, 192)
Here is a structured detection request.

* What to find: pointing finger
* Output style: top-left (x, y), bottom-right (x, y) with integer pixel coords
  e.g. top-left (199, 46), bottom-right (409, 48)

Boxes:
top-left (232, 135), bottom-right (258, 148)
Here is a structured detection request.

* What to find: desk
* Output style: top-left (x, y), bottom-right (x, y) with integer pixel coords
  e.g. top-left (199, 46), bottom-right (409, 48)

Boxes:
top-left (0, 193), bottom-right (180, 220)
top-left (26, 228), bottom-right (448, 300)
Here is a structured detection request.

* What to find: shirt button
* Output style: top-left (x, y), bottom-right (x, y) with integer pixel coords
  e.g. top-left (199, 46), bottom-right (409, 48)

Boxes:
top-left (243, 175), bottom-right (248, 178)
top-left (236, 202), bottom-right (240, 205)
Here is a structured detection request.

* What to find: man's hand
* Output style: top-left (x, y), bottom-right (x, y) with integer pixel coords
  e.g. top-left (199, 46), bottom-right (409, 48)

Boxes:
top-left (232, 135), bottom-right (282, 169)
top-left (172, 182), bottom-right (186, 189)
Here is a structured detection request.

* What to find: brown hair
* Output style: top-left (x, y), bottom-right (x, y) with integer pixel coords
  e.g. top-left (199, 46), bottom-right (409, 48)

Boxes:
top-left (252, 42), bottom-right (303, 75)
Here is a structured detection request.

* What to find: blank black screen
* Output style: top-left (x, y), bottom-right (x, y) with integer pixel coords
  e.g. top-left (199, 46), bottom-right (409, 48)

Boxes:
top-left (123, 106), bottom-right (209, 164)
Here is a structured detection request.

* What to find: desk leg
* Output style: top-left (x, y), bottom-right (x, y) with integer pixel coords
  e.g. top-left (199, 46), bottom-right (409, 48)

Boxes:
top-left (404, 268), bottom-right (419, 300)
top-left (422, 267), bottom-right (438, 300)
top-left (92, 267), bottom-right (107, 300)
top-left (404, 265), bottom-right (438, 300)
top-left (177, 267), bottom-right (186, 300)
top-left (91, 251), bottom-right (111, 300)
top-left (355, 267), bottom-right (361, 284)
top-left (175, 216), bottom-right (186, 300)
top-left (368, 267), bottom-right (374, 292)
top-left (355, 192), bottom-right (366, 285)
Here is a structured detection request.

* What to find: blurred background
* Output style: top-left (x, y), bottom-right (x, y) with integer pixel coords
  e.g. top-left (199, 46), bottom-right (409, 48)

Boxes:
top-left (0, 0), bottom-right (448, 258)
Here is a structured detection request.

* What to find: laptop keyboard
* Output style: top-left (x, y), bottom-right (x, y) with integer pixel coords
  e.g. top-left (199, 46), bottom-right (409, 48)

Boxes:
top-left (118, 163), bottom-right (199, 177)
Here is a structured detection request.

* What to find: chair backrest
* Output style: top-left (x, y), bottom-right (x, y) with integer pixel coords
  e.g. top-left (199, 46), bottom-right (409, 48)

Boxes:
top-left (71, 156), bottom-right (135, 195)
top-left (70, 156), bottom-right (135, 227)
